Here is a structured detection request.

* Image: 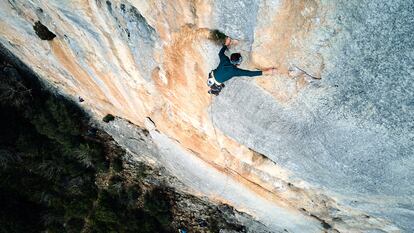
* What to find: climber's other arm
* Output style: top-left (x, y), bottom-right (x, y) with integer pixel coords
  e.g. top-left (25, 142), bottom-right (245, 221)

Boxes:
top-left (234, 68), bottom-right (263, 77)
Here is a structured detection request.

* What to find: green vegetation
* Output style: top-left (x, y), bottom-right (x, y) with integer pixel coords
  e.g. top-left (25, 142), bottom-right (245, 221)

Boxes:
top-left (0, 54), bottom-right (173, 232)
top-left (102, 114), bottom-right (115, 123)
top-left (0, 46), bottom-right (251, 233)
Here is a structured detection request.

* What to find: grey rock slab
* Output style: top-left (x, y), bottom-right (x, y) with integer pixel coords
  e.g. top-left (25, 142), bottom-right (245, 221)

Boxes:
top-left (100, 118), bottom-right (322, 232)
top-left (147, 129), bottom-right (322, 233)
top-left (212, 0), bottom-right (260, 48)
top-left (211, 0), bottom-right (414, 231)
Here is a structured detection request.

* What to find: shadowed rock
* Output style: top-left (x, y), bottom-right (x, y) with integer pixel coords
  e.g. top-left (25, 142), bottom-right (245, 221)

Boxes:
top-left (33, 21), bottom-right (56, 40)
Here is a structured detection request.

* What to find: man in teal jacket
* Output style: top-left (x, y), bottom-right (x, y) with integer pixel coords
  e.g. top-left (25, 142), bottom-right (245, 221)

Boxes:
top-left (208, 37), bottom-right (275, 95)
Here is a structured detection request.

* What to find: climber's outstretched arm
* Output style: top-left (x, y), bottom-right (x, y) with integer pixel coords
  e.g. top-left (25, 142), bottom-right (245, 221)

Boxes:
top-left (234, 68), bottom-right (263, 77)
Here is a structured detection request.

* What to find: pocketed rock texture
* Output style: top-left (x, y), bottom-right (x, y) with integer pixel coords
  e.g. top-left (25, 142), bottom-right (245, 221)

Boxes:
top-left (0, 0), bottom-right (413, 232)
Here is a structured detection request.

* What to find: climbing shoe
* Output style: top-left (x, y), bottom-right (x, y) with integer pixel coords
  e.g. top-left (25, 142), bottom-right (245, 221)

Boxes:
top-left (208, 89), bottom-right (219, 96)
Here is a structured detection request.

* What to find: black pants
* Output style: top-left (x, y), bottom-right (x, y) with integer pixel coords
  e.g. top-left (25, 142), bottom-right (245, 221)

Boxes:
top-left (208, 83), bottom-right (225, 96)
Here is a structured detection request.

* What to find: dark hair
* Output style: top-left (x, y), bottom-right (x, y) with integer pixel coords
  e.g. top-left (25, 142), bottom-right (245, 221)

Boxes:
top-left (230, 53), bottom-right (241, 62)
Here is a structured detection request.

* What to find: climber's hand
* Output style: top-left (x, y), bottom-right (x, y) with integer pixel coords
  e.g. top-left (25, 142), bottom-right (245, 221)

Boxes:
top-left (225, 37), bottom-right (231, 46)
top-left (230, 39), bottom-right (239, 46)
top-left (263, 67), bottom-right (277, 75)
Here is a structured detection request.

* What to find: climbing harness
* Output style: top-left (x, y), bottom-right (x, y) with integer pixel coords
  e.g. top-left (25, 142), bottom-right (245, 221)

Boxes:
top-left (207, 71), bottom-right (225, 96)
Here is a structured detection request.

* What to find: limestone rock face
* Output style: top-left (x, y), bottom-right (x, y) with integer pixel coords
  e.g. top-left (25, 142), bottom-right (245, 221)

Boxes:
top-left (1, 0), bottom-right (413, 232)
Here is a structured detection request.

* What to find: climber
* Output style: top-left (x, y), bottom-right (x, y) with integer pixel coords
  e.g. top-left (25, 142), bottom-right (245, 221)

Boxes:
top-left (207, 37), bottom-right (276, 95)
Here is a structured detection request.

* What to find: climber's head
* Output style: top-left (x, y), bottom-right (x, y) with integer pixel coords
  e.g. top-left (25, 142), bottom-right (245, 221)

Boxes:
top-left (230, 53), bottom-right (242, 66)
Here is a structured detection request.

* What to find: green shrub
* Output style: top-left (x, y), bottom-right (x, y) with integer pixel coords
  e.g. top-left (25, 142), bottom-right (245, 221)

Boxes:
top-left (102, 114), bottom-right (115, 123)
top-left (111, 156), bottom-right (123, 172)
top-left (144, 188), bottom-right (172, 227)
top-left (0, 55), bottom-right (175, 233)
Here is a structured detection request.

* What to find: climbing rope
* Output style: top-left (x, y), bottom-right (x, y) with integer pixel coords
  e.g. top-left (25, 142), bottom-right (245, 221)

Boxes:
top-left (205, 36), bottom-right (254, 198)
top-left (209, 94), bottom-right (231, 197)
top-left (209, 94), bottom-right (220, 146)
